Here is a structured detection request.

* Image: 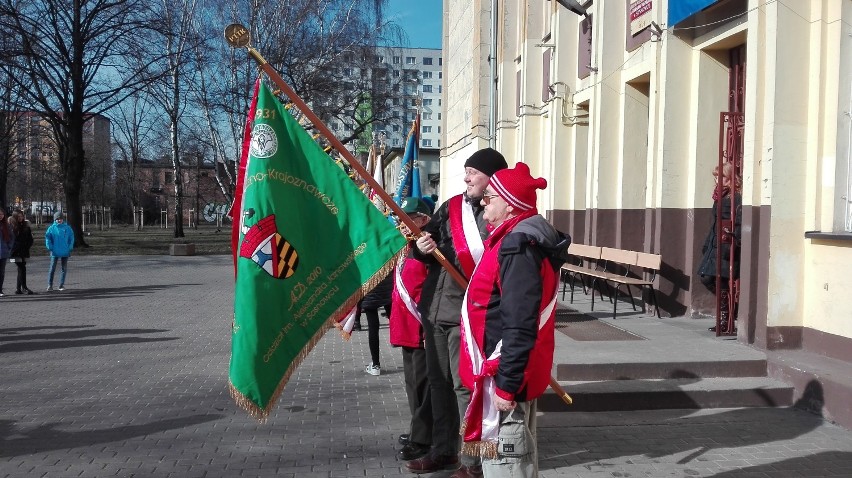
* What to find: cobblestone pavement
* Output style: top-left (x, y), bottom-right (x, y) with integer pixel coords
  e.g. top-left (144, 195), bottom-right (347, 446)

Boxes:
top-left (1, 255), bottom-right (851, 477)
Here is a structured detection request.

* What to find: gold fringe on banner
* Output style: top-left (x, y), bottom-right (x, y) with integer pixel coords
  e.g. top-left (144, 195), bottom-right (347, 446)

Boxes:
top-left (331, 246), bottom-right (405, 340)
top-left (228, 317), bottom-right (330, 422)
top-left (230, 246), bottom-right (405, 421)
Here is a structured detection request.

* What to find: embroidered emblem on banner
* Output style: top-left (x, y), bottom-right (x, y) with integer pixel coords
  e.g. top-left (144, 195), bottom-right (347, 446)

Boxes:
top-left (239, 214), bottom-right (299, 279)
top-left (250, 123), bottom-right (278, 158)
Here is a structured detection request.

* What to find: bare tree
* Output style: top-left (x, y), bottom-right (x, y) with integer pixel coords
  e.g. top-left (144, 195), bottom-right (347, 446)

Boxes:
top-left (0, 0), bottom-right (160, 246)
top-left (0, 68), bottom-right (21, 209)
top-left (193, 0), bottom-right (406, 174)
top-left (191, 40), bottom-right (236, 206)
top-left (110, 95), bottom-right (157, 229)
top-left (146, 0), bottom-right (204, 238)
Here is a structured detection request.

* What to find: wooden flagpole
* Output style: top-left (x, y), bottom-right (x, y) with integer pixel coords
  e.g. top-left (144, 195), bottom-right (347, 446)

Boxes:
top-left (224, 24), bottom-right (571, 406)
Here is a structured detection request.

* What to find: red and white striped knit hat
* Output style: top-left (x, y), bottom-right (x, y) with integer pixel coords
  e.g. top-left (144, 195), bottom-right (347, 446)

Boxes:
top-left (489, 162), bottom-right (547, 212)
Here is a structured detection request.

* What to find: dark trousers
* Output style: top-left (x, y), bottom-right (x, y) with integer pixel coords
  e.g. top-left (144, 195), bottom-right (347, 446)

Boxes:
top-left (0, 259), bottom-right (6, 293)
top-left (365, 305), bottom-right (391, 366)
top-left (402, 346), bottom-right (433, 446)
top-left (15, 260), bottom-right (28, 291)
top-left (422, 320), bottom-right (472, 460)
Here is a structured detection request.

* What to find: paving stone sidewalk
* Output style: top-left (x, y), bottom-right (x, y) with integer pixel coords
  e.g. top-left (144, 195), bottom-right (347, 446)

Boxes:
top-left (1, 255), bottom-right (850, 477)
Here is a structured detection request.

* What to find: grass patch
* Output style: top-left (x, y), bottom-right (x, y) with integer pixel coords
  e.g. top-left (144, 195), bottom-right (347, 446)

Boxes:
top-left (28, 223), bottom-right (232, 256)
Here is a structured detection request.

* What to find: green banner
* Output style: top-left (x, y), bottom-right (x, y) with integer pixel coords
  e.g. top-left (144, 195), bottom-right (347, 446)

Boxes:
top-left (229, 81), bottom-right (406, 419)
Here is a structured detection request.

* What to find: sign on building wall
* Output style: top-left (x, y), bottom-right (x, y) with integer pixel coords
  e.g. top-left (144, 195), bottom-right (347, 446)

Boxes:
top-left (629, 0), bottom-right (653, 36)
top-left (667, 0), bottom-right (719, 27)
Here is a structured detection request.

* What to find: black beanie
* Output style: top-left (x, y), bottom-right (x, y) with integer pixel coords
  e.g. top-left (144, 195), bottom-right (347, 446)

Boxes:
top-left (464, 148), bottom-right (508, 177)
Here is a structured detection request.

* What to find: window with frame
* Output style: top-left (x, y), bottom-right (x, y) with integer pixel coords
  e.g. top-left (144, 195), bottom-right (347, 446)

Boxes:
top-left (422, 126), bottom-right (432, 133)
top-left (423, 57), bottom-right (433, 65)
top-left (422, 112), bottom-right (432, 120)
top-left (406, 56), bottom-right (416, 64)
top-left (423, 85), bottom-right (433, 93)
top-left (423, 98), bottom-right (433, 106)
top-left (422, 71), bottom-right (433, 79)
top-left (393, 56), bottom-right (401, 64)
top-left (422, 139), bottom-right (432, 147)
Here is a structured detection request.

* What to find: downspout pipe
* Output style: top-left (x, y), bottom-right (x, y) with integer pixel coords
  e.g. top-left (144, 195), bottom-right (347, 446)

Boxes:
top-left (489, 0), bottom-right (498, 148)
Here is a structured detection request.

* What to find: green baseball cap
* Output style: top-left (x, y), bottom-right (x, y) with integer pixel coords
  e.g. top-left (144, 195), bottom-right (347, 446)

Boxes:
top-left (400, 197), bottom-right (431, 216)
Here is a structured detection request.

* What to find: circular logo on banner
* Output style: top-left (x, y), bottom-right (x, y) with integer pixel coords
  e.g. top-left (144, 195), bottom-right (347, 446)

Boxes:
top-left (250, 123), bottom-right (278, 158)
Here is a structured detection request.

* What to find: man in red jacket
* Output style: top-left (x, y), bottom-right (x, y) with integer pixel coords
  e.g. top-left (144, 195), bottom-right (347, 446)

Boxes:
top-left (459, 163), bottom-right (569, 478)
top-left (390, 197), bottom-right (434, 461)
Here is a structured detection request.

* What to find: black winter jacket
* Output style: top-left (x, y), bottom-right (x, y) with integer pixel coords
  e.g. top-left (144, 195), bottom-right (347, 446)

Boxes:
top-left (486, 215), bottom-right (570, 399)
top-left (415, 194), bottom-right (489, 326)
top-left (10, 222), bottom-right (34, 259)
top-left (697, 193), bottom-right (741, 280)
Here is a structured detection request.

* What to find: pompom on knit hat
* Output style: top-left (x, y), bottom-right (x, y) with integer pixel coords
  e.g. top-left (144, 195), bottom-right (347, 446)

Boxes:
top-left (464, 148), bottom-right (508, 177)
top-left (489, 162), bottom-right (548, 212)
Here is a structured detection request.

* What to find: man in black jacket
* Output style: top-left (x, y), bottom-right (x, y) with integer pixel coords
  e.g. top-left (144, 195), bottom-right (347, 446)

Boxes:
top-left (405, 148), bottom-right (507, 477)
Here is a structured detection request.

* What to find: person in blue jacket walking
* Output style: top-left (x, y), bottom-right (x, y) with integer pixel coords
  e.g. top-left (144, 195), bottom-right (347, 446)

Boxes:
top-left (45, 211), bottom-right (75, 291)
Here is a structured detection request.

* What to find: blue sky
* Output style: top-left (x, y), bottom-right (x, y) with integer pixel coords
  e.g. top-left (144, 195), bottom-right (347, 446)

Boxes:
top-left (384, 0), bottom-right (442, 49)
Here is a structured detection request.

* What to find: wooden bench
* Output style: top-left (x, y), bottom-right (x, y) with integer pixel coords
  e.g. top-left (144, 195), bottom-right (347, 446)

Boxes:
top-left (560, 244), bottom-right (662, 319)
top-left (560, 243), bottom-right (601, 302)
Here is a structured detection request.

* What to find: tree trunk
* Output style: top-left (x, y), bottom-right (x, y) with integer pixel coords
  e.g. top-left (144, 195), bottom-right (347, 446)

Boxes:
top-left (171, 114), bottom-right (185, 238)
top-left (63, 118), bottom-right (88, 247)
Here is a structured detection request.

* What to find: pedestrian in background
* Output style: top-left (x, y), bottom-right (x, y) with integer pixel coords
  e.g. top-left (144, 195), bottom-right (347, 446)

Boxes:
top-left (697, 162), bottom-right (742, 333)
top-left (460, 162), bottom-right (568, 478)
top-left (10, 210), bottom-right (35, 295)
top-left (45, 211), bottom-right (75, 292)
top-left (390, 197), bottom-right (434, 462)
top-left (361, 274), bottom-right (393, 376)
top-left (0, 208), bottom-right (13, 297)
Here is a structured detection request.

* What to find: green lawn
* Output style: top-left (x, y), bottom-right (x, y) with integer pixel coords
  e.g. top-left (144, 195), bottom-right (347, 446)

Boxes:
top-left (28, 223), bottom-right (232, 256)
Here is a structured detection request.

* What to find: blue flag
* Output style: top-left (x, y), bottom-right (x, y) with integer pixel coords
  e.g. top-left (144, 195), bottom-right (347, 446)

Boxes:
top-left (393, 117), bottom-right (419, 204)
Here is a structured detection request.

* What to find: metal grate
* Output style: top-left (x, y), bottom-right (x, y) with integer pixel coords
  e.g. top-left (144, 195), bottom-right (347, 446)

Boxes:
top-left (555, 306), bottom-right (645, 341)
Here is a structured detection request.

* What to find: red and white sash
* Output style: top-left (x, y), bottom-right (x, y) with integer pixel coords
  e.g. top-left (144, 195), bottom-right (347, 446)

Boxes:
top-left (394, 255), bottom-right (421, 324)
top-left (448, 194), bottom-right (484, 278)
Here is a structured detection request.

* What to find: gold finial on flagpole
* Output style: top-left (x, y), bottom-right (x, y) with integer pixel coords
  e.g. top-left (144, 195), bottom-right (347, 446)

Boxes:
top-left (224, 24), bottom-right (268, 66)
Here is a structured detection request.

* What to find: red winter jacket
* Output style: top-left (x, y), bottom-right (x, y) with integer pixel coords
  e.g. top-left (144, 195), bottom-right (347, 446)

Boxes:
top-left (389, 254), bottom-right (428, 348)
top-left (460, 213), bottom-right (568, 402)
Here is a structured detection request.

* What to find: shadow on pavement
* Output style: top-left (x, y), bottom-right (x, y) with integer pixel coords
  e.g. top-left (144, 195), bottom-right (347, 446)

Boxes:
top-left (0, 325), bottom-right (97, 334)
top-left (0, 328), bottom-right (170, 342)
top-left (706, 451), bottom-right (852, 476)
top-left (0, 414), bottom-right (223, 458)
top-left (0, 284), bottom-right (203, 302)
top-left (539, 379), bottom-right (826, 471)
top-left (0, 326), bottom-right (178, 353)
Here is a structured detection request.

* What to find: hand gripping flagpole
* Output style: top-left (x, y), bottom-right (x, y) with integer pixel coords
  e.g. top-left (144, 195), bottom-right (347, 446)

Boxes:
top-left (224, 24), bottom-right (571, 407)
